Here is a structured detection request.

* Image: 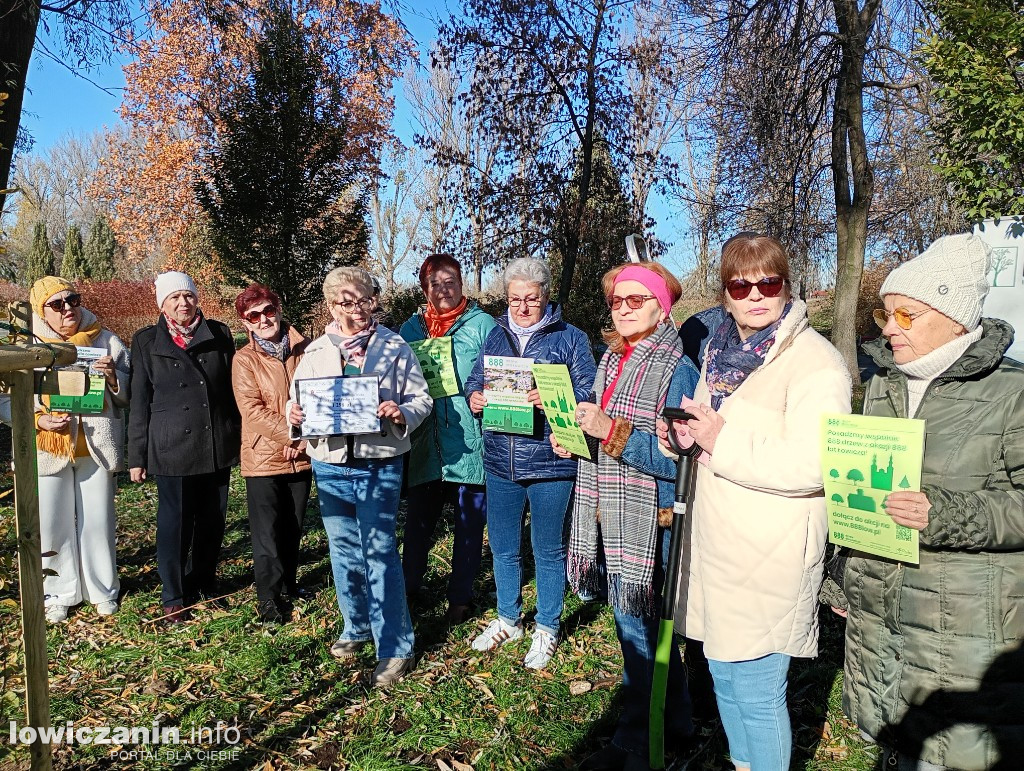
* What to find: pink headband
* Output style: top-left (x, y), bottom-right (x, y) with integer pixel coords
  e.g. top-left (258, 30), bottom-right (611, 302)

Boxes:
top-left (614, 265), bottom-right (673, 315)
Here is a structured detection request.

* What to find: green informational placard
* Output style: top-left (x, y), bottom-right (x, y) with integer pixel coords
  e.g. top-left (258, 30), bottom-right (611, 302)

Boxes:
top-left (408, 337), bottom-right (460, 400)
top-left (821, 413), bottom-right (924, 563)
top-left (481, 354), bottom-right (534, 435)
top-left (46, 346), bottom-right (106, 415)
top-left (531, 363), bottom-right (590, 459)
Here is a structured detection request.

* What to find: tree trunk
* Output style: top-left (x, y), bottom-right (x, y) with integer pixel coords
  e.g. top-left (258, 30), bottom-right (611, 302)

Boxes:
top-left (0, 0), bottom-right (41, 215)
top-left (557, 0), bottom-right (605, 307)
top-left (830, 0), bottom-right (881, 386)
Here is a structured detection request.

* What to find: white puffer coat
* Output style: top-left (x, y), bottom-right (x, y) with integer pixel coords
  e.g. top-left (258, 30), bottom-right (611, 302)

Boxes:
top-left (673, 300), bottom-right (852, 661)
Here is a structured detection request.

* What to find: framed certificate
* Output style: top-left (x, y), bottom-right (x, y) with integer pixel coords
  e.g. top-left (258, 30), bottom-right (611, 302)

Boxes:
top-left (294, 375), bottom-right (381, 437)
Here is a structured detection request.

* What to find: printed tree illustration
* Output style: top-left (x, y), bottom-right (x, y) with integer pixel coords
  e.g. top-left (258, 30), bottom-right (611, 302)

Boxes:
top-left (989, 248), bottom-right (1016, 287)
top-left (831, 493), bottom-right (844, 504)
top-left (830, 468), bottom-right (840, 480)
top-left (898, 475), bottom-right (911, 490)
top-left (846, 468), bottom-right (865, 484)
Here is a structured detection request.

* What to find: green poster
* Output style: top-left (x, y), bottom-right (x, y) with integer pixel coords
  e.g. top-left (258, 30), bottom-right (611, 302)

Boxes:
top-left (482, 355), bottom-right (534, 435)
top-left (408, 337), bottom-right (460, 400)
top-left (531, 363), bottom-right (590, 459)
top-left (47, 346), bottom-right (106, 415)
top-left (821, 413), bottom-right (924, 563)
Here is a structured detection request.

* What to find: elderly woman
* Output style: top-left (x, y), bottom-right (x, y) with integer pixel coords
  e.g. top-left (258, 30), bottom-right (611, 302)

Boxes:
top-left (127, 271), bottom-right (241, 624)
top-left (464, 257), bottom-right (596, 670)
top-left (552, 261), bottom-right (696, 769)
top-left (231, 284), bottom-right (311, 625)
top-left (659, 233), bottom-right (851, 771)
top-left (841, 234), bottom-right (1024, 771)
top-left (288, 266), bottom-right (432, 687)
top-left (1, 277), bottom-right (130, 622)
top-left (399, 254), bottom-right (496, 623)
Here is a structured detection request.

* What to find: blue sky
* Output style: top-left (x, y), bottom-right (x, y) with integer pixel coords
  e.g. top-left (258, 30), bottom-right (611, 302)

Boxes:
top-left (19, 2), bottom-right (691, 275)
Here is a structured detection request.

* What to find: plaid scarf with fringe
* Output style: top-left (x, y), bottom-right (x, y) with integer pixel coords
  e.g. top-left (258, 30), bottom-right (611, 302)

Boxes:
top-left (568, 321), bottom-right (685, 617)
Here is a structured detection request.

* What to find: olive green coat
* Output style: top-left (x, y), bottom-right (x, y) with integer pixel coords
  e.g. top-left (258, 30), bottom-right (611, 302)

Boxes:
top-left (843, 319), bottom-right (1024, 770)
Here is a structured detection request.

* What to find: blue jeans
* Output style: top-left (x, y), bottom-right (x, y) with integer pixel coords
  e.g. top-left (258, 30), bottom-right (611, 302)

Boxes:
top-left (313, 458), bottom-right (414, 660)
top-left (707, 653), bottom-right (792, 770)
top-left (611, 528), bottom-right (692, 759)
top-left (403, 480), bottom-right (486, 606)
top-left (485, 473), bottom-right (573, 636)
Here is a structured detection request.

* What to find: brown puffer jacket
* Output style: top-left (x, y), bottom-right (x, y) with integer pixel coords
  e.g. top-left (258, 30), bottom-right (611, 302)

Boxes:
top-left (232, 324), bottom-right (311, 477)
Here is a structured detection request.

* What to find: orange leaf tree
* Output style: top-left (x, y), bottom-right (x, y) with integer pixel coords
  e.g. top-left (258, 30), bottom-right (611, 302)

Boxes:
top-left (96, 0), bottom-right (411, 272)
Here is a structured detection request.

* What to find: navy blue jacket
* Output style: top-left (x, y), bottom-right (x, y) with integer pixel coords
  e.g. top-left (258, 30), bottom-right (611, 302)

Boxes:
top-left (465, 304), bottom-right (597, 481)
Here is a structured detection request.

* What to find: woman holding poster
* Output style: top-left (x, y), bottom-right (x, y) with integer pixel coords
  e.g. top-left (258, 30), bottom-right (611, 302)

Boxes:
top-left (10, 277), bottom-right (129, 623)
top-left (287, 266), bottom-right (432, 688)
top-left (554, 261), bottom-right (699, 769)
top-left (398, 254), bottom-right (496, 625)
top-left (658, 233), bottom-right (852, 771)
top-left (465, 257), bottom-right (596, 671)
top-left (841, 234), bottom-right (1024, 771)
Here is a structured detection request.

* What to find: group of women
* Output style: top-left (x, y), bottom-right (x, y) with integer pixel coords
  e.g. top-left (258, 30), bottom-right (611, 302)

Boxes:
top-left (8, 227), bottom-right (1022, 770)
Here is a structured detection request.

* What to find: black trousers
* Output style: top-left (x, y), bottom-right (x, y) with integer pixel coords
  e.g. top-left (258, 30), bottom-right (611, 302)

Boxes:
top-left (155, 468), bottom-right (231, 606)
top-left (245, 471), bottom-right (312, 603)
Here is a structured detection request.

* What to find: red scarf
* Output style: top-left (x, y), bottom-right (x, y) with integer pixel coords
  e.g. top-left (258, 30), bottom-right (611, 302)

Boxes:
top-left (164, 310), bottom-right (203, 349)
top-left (601, 343), bottom-right (635, 411)
top-left (424, 297), bottom-right (468, 338)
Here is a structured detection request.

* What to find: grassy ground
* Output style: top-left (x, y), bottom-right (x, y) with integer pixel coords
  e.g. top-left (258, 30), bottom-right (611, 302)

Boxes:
top-left (0, 470), bottom-right (876, 770)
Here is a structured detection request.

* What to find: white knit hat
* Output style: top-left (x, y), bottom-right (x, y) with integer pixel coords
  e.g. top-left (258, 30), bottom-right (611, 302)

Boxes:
top-left (155, 271), bottom-right (198, 309)
top-left (879, 234), bottom-right (991, 330)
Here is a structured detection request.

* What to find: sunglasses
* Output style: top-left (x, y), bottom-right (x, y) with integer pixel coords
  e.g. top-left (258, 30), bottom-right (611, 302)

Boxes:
top-left (873, 307), bottom-right (933, 331)
top-left (606, 294), bottom-right (656, 311)
top-left (725, 276), bottom-right (786, 301)
top-left (243, 305), bottom-right (279, 323)
top-left (44, 293), bottom-right (82, 312)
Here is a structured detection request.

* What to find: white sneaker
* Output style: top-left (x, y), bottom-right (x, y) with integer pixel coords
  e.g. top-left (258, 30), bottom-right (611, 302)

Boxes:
top-left (523, 628), bottom-right (558, 670)
top-left (471, 617), bottom-right (523, 651)
top-left (96, 601), bottom-right (119, 616)
top-left (45, 605), bottom-right (69, 623)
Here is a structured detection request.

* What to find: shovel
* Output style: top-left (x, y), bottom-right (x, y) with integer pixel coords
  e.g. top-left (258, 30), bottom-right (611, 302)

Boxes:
top-left (649, 406), bottom-right (701, 769)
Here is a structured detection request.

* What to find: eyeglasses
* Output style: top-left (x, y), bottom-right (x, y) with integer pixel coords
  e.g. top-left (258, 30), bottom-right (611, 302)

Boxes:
top-left (333, 297), bottom-right (374, 314)
top-left (44, 293), bottom-right (82, 313)
top-left (243, 305), bottom-right (279, 323)
top-left (607, 294), bottom-right (656, 311)
top-left (508, 296), bottom-right (543, 308)
top-left (725, 276), bottom-right (786, 301)
top-left (873, 307), bottom-right (934, 330)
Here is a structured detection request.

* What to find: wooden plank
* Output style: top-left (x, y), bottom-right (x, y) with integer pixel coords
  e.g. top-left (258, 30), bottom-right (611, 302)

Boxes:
top-left (0, 343), bottom-right (77, 374)
top-left (10, 369), bottom-right (54, 771)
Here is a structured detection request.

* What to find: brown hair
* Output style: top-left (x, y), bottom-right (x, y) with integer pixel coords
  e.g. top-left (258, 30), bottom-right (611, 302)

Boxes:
top-left (719, 233), bottom-right (791, 299)
top-left (601, 261), bottom-right (682, 354)
top-left (418, 253), bottom-right (462, 289)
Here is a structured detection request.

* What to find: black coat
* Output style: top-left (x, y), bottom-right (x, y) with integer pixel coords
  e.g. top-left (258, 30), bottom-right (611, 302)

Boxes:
top-left (126, 315), bottom-right (241, 476)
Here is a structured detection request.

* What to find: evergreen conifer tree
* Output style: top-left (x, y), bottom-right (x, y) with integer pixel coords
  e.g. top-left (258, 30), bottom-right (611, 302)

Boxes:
top-left (61, 225), bottom-right (88, 280)
top-left (26, 222), bottom-right (55, 286)
top-left (196, 2), bottom-right (369, 324)
top-left (84, 215), bottom-right (117, 281)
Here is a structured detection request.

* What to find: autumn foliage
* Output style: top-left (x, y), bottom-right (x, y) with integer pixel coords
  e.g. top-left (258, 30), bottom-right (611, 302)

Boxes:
top-left (95, 0), bottom-right (411, 268)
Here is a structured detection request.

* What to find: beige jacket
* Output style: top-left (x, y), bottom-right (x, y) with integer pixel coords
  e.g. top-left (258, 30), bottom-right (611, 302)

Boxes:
top-left (286, 325), bottom-right (432, 463)
top-left (673, 300), bottom-right (852, 661)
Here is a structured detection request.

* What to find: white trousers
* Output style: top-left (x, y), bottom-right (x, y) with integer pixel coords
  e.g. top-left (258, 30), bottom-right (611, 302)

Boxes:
top-left (37, 454), bottom-right (120, 607)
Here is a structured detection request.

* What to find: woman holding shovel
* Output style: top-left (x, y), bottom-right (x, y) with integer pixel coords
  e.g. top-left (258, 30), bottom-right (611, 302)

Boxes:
top-left (659, 233), bottom-right (850, 771)
top-left (552, 261), bottom-right (699, 770)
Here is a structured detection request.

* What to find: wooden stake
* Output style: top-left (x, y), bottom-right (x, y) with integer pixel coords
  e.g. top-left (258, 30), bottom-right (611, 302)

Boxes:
top-left (6, 301), bottom-right (54, 771)
top-left (10, 368), bottom-right (53, 771)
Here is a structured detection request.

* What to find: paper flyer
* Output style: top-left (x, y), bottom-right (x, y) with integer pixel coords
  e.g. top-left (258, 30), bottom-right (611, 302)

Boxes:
top-left (531, 363), bottom-right (590, 459)
top-left (821, 413), bottom-right (925, 563)
top-left (482, 355), bottom-right (535, 435)
top-left (46, 346), bottom-right (107, 414)
top-left (295, 375), bottom-right (381, 437)
top-left (408, 337), bottom-right (460, 400)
